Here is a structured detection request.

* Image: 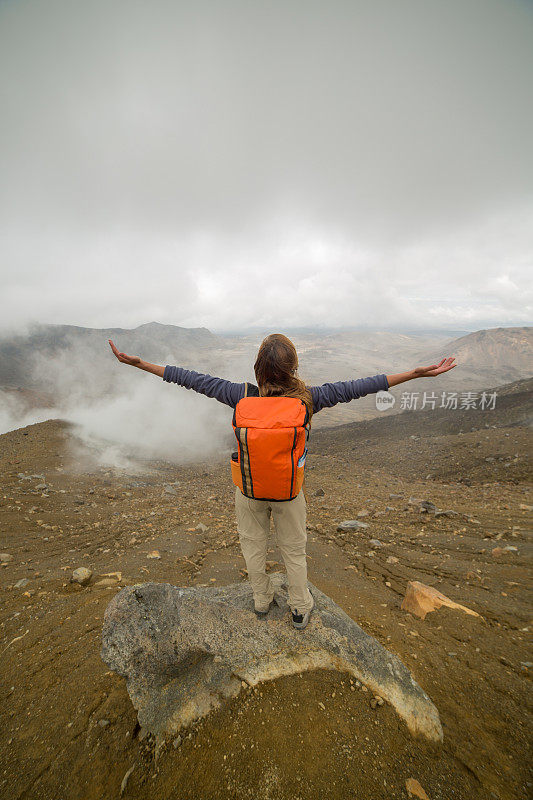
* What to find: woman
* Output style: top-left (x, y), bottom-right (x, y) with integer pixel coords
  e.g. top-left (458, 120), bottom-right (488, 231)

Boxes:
top-left (109, 334), bottom-right (456, 629)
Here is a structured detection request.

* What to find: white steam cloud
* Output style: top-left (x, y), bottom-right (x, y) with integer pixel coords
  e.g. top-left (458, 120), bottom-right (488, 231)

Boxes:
top-left (21, 343), bottom-right (241, 469)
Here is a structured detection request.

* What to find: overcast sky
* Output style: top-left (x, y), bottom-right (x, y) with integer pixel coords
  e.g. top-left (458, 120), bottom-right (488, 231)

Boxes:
top-left (1, 0), bottom-right (532, 334)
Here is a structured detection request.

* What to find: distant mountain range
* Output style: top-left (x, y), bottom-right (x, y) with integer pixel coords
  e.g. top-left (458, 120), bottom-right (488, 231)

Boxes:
top-left (0, 322), bottom-right (531, 428)
top-left (420, 327), bottom-right (533, 387)
top-left (0, 321), bottom-right (218, 389)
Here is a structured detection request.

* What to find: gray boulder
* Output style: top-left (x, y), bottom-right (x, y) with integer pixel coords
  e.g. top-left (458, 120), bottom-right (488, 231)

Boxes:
top-left (101, 573), bottom-right (442, 745)
top-left (71, 567), bottom-right (92, 586)
top-left (336, 520), bottom-right (369, 531)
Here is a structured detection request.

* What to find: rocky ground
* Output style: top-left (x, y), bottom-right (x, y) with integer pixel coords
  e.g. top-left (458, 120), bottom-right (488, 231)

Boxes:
top-left (0, 381), bottom-right (531, 800)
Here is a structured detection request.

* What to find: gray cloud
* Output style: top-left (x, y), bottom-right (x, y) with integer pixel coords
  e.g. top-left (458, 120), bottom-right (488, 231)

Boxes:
top-left (1, 0), bottom-right (532, 332)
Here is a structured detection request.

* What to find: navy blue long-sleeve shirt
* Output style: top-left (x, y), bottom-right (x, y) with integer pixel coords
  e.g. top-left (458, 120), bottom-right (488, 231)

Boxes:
top-left (162, 365), bottom-right (389, 413)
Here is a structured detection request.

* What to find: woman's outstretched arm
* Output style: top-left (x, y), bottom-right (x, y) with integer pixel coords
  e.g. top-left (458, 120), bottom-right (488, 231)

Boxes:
top-left (108, 340), bottom-right (246, 408)
top-left (108, 339), bottom-right (165, 376)
top-left (161, 364), bottom-right (245, 407)
top-left (309, 356), bottom-right (456, 413)
top-left (309, 373), bottom-right (389, 413)
top-left (386, 357), bottom-right (456, 387)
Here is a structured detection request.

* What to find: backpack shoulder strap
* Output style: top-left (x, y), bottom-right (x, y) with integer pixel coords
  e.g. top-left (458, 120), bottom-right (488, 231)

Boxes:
top-left (244, 381), bottom-right (248, 398)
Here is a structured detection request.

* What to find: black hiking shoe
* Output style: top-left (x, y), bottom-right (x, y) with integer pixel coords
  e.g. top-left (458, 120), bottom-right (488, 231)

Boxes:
top-left (291, 594), bottom-right (315, 630)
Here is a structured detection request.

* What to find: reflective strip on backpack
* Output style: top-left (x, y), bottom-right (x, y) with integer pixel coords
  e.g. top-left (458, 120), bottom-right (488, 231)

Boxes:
top-left (236, 426), bottom-right (254, 497)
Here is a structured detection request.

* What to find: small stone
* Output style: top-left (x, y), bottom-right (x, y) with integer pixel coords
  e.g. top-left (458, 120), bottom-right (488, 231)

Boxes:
top-left (406, 777), bottom-right (430, 799)
top-left (94, 578), bottom-right (119, 588)
top-left (14, 578), bottom-right (30, 589)
top-left (357, 509), bottom-right (370, 517)
top-left (147, 551), bottom-right (161, 559)
top-left (102, 571), bottom-right (122, 582)
top-left (163, 484), bottom-right (177, 495)
top-left (313, 488), bottom-right (325, 497)
top-left (195, 523), bottom-right (209, 533)
top-left (336, 520), bottom-right (369, 532)
top-left (71, 567), bottom-right (92, 586)
top-left (369, 539), bottom-right (383, 548)
top-left (386, 556), bottom-right (399, 564)
top-left (318, 701), bottom-right (325, 710)
top-left (0, 553), bottom-right (14, 563)
top-left (491, 546), bottom-right (517, 556)
top-left (120, 765), bottom-right (135, 795)
top-left (401, 580), bottom-right (480, 620)
top-left (173, 735), bottom-right (182, 748)
top-left (35, 483), bottom-right (47, 490)
top-left (519, 504), bottom-right (532, 511)
top-left (98, 719), bottom-right (110, 728)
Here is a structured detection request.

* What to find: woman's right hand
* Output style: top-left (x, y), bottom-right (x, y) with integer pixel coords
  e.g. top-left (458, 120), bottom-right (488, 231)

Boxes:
top-left (108, 339), bottom-right (142, 367)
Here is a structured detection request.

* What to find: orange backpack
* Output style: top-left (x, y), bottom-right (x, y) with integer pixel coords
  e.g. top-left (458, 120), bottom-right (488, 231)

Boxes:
top-left (231, 384), bottom-right (310, 501)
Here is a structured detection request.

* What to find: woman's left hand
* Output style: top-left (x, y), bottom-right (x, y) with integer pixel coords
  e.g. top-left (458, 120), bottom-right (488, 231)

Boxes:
top-left (412, 357), bottom-right (456, 378)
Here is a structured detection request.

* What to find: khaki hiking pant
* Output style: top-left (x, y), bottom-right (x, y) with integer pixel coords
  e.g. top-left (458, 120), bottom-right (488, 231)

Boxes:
top-left (235, 486), bottom-right (314, 615)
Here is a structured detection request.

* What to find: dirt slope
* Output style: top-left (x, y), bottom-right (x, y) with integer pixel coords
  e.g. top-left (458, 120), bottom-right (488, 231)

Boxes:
top-left (0, 388), bottom-right (531, 799)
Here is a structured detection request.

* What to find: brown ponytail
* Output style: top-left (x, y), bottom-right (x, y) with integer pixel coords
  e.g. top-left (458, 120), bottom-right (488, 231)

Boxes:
top-left (254, 333), bottom-right (313, 422)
